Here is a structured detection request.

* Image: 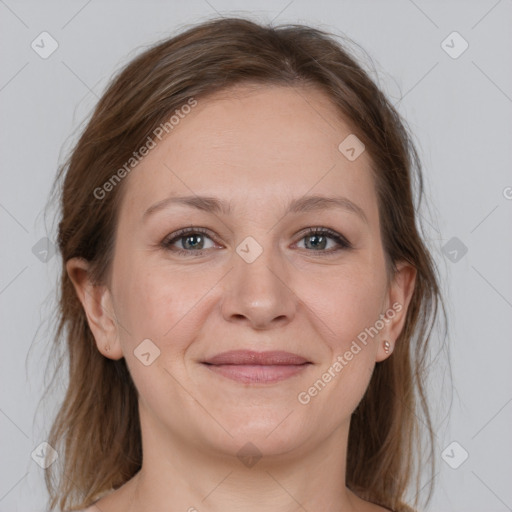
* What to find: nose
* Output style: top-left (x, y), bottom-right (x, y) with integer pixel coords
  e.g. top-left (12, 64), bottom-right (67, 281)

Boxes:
top-left (221, 242), bottom-right (297, 330)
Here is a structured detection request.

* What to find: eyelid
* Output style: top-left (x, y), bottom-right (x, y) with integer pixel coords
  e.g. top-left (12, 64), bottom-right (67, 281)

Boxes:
top-left (162, 226), bottom-right (215, 242)
top-left (294, 226), bottom-right (351, 247)
top-left (161, 226), bottom-right (221, 248)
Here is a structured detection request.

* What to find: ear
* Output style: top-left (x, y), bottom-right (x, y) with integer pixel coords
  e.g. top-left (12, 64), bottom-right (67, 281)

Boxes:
top-left (375, 261), bottom-right (417, 362)
top-left (65, 257), bottom-right (123, 360)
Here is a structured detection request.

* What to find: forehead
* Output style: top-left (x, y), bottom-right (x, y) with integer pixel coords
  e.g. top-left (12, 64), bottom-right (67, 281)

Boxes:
top-left (118, 83), bottom-right (377, 223)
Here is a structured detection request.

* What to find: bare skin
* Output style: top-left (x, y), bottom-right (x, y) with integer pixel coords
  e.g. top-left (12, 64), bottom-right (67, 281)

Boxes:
top-left (69, 83), bottom-right (415, 512)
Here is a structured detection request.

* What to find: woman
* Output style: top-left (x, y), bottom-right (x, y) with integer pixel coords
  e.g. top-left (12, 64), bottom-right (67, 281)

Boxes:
top-left (45, 16), bottom-right (446, 512)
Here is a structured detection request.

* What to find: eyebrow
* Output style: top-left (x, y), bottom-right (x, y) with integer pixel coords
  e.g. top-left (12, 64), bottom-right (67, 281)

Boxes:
top-left (143, 194), bottom-right (368, 224)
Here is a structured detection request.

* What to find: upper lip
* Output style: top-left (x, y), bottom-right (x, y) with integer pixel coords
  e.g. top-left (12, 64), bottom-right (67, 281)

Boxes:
top-left (203, 350), bottom-right (310, 366)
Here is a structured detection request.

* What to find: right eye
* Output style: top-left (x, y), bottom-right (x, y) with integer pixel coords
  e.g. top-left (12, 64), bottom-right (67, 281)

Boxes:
top-left (161, 227), bottom-right (220, 256)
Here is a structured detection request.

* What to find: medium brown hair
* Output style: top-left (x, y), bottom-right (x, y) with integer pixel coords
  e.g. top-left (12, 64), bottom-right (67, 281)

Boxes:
top-left (43, 16), bottom-right (447, 512)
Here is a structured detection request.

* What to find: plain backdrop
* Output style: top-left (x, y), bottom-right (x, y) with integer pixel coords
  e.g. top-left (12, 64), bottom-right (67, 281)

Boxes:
top-left (0, 1), bottom-right (511, 511)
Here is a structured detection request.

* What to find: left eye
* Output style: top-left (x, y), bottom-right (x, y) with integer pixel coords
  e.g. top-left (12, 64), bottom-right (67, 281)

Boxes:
top-left (294, 227), bottom-right (352, 253)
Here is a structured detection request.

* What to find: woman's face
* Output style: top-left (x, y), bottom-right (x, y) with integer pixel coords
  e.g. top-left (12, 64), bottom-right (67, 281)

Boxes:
top-left (71, 84), bottom-right (415, 460)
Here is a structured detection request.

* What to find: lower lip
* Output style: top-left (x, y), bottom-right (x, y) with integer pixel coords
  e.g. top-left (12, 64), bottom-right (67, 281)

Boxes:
top-left (203, 364), bottom-right (310, 384)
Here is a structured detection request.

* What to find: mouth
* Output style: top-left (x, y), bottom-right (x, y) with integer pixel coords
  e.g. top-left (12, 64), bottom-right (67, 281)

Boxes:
top-left (201, 350), bottom-right (312, 384)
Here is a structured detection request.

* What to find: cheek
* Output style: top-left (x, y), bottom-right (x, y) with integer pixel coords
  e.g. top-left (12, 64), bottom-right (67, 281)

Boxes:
top-left (113, 260), bottom-right (220, 350)
top-left (295, 268), bottom-right (383, 425)
top-left (297, 262), bottom-right (386, 349)
top-left (114, 268), bottom-right (201, 395)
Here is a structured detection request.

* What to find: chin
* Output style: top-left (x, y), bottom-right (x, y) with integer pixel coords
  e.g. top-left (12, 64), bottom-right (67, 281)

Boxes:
top-left (200, 412), bottom-right (310, 460)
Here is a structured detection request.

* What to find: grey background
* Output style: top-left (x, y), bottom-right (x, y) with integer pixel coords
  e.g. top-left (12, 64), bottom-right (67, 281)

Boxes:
top-left (1, 1), bottom-right (511, 511)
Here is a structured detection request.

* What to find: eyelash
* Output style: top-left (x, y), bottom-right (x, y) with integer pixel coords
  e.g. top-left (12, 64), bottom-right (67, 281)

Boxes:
top-left (161, 226), bottom-right (352, 257)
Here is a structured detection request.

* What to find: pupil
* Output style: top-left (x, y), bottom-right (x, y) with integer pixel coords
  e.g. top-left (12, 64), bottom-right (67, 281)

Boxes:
top-left (184, 234), bottom-right (203, 250)
top-left (307, 235), bottom-right (326, 250)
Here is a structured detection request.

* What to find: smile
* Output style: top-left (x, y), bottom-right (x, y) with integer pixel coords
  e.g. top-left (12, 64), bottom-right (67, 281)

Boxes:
top-left (201, 350), bottom-right (312, 384)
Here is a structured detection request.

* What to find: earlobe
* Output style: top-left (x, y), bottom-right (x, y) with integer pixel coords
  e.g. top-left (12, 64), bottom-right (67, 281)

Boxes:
top-left (376, 262), bottom-right (417, 363)
top-left (65, 257), bottom-right (123, 360)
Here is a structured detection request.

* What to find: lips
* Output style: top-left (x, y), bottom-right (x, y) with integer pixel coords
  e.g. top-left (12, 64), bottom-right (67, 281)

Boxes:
top-left (203, 350), bottom-right (309, 366)
top-left (202, 350), bottom-right (311, 384)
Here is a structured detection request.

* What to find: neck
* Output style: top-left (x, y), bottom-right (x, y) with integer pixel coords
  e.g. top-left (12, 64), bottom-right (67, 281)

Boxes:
top-left (124, 405), bottom-right (363, 512)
